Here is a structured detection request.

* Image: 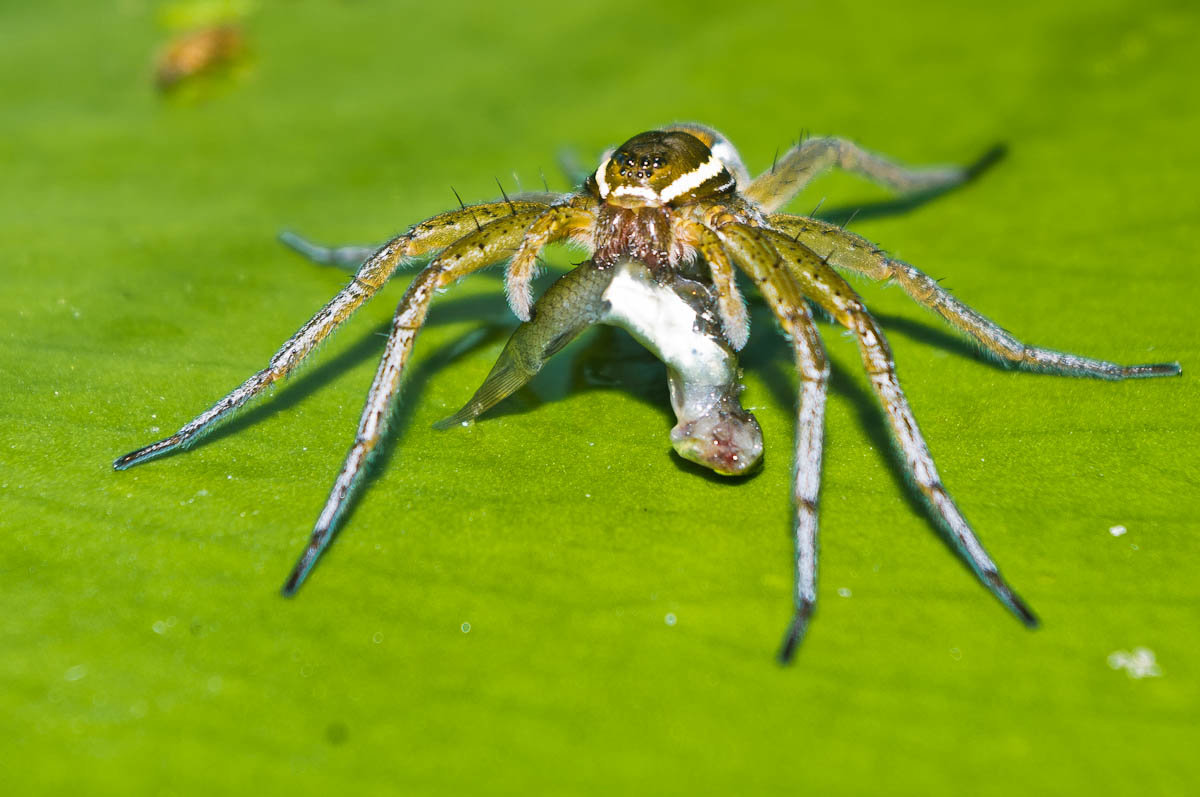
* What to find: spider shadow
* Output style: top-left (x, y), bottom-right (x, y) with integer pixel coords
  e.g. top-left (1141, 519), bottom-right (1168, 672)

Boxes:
top-left (812, 143), bottom-right (1006, 227)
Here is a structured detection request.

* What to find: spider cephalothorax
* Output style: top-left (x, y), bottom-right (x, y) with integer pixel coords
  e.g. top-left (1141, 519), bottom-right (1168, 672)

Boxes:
top-left (115, 125), bottom-right (1181, 662)
top-left (588, 130), bottom-right (740, 271)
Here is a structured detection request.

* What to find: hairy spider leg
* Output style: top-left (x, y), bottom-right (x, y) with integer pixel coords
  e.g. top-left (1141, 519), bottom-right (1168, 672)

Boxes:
top-left (113, 200), bottom-right (548, 470)
top-left (756, 225), bottom-right (1038, 627)
top-left (682, 219), bottom-right (750, 350)
top-left (434, 260), bottom-right (614, 429)
top-left (278, 231), bottom-right (383, 270)
top-left (768, 215), bottom-right (1184, 379)
top-left (282, 208), bottom-right (553, 595)
top-left (744, 136), bottom-right (987, 214)
top-left (715, 225), bottom-right (829, 663)
top-left (504, 203), bottom-right (596, 321)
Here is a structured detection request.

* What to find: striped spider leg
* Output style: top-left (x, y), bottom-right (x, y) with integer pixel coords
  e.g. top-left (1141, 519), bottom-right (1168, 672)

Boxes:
top-left (115, 196), bottom-right (598, 593)
top-left (766, 214), bottom-right (1182, 379)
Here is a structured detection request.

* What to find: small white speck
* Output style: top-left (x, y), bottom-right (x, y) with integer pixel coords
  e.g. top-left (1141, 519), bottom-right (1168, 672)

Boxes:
top-left (152, 620), bottom-right (168, 634)
top-left (65, 665), bottom-right (88, 682)
top-left (1109, 525), bottom-right (1127, 537)
top-left (585, 493), bottom-right (591, 498)
top-left (372, 631), bottom-right (384, 644)
top-left (460, 421), bottom-right (469, 428)
top-left (1108, 647), bottom-right (1161, 678)
top-left (227, 474), bottom-right (233, 480)
top-left (664, 613), bottom-right (677, 626)
top-left (837, 587), bottom-right (852, 598)
top-left (461, 622), bottom-right (471, 633)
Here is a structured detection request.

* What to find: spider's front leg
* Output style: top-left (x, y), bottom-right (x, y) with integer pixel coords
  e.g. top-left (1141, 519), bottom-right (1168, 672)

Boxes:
top-left (282, 206), bottom-right (568, 594)
top-left (756, 225), bottom-right (1039, 627)
top-left (113, 200), bottom-right (547, 470)
top-left (744, 136), bottom-right (999, 214)
top-left (713, 224), bottom-right (829, 662)
top-left (769, 215), bottom-right (1182, 379)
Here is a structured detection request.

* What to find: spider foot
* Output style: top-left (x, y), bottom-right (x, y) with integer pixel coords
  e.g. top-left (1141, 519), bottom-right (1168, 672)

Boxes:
top-left (985, 571), bottom-right (1040, 629)
top-left (113, 436), bottom-right (181, 470)
top-left (1123, 361), bottom-right (1182, 378)
top-left (777, 603), bottom-right (814, 665)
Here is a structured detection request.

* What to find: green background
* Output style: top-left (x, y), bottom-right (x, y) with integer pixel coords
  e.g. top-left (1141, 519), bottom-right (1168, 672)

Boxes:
top-left (3, 0), bottom-right (1197, 794)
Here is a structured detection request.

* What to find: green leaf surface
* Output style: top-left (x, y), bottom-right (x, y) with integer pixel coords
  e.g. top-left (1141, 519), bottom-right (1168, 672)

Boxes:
top-left (3, 1), bottom-right (1197, 794)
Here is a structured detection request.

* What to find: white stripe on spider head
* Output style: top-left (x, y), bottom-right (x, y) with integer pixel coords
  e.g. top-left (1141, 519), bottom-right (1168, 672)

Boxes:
top-left (659, 154), bottom-right (726, 202)
top-left (595, 156), bottom-right (612, 198)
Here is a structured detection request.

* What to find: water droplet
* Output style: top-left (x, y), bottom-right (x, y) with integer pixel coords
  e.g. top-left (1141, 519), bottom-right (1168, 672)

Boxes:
top-left (664, 613), bottom-right (677, 626)
top-left (372, 632), bottom-right (384, 644)
top-left (837, 587), bottom-right (852, 598)
top-left (1108, 647), bottom-right (1161, 678)
top-left (461, 622), bottom-right (471, 633)
top-left (64, 664), bottom-right (87, 681)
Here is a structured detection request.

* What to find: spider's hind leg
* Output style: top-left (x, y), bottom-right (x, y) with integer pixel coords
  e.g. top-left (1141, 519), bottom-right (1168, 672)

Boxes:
top-left (745, 136), bottom-right (993, 214)
top-left (278, 231), bottom-right (383, 271)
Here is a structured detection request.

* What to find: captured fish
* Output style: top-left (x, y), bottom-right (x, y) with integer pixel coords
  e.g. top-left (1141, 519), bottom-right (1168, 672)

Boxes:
top-left (435, 258), bottom-right (763, 476)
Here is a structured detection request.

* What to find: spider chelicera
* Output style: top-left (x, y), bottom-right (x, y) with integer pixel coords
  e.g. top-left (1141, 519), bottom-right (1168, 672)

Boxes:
top-left (115, 124), bottom-right (1181, 662)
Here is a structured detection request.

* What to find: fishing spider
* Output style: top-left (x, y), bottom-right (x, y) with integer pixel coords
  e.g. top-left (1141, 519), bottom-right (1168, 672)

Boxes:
top-left (115, 124), bottom-right (1181, 662)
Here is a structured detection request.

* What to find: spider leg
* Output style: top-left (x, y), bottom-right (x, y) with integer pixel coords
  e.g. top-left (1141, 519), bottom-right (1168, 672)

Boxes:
top-left (709, 223), bottom-right (829, 661)
top-left (769, 215), bottom-right (1182, 379)
top-left (745, 137), bottom-right (988, 214)
top-left (114, 201), bottom-right (548, 470)
top-left (727, 223), bottom-right (1038, 629)
top-left (278, 231), bottom-right (383, 270)
top-left (505, 203), bottom-right (596, 321)
top-left (681, 219), bottom-right (750, 350)
top-left (281, 210), bottom-right (553, 594)
top-left (434, 260), bottom-right (613, 429)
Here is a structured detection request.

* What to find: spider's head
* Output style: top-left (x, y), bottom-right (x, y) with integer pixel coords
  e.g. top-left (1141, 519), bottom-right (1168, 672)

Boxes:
top-left (587, 130), bottom-right (737, 208)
